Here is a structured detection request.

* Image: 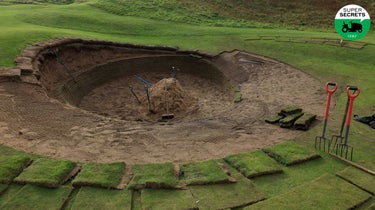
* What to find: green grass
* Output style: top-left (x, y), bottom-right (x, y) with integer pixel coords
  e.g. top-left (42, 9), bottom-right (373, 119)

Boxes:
top-left (0, 0), bottom-right (73, 4)
top-left (179, 160), bottom-right (230, 186)
top-left (336, 166), bottom-right (375, 195)
top-left (4, 0), bottom-right (374, 30)
top-left (72, 162), bottom-right (125, 189)
top-left (132, 190), bottom-right (142, 210)
top-left (0, 184), bottom-right (8, 195)
top-left (3, 3), bottom-right (374, 67)
top-left (62, 188), bottom-right (79, 210)
top-left (244, 174), bottom-right (372, 209)
top-left (127, 162), bottom-right (177, 190)
top-left (141, 189), bottom-right (196, 210)
top-left (251, 154), bottom-right (348, 198)
top-left (14, 158), bottom-right (76, 187)
top-left (89, 0), bottom-right (375, 29)
top-left (0, 184), bottom-right (72, 210)
top-left (262, 141), bottom-right (321, 166)
top-left (0, 145), bottom-right (37, 158)
top-left (369, 201), bottom-right (375, 210)
top-left (224, 150), bottom-right (283, 178)
top-left (357, 197), bottom-right (375, 210)
top-left (0, 155), bottom-right (31, 184)
top-left (69, 186), bottom-right (132, 210)
top-left (0, 184), bottom-right (24, 206)
top-left (189, 161), bottom-right (265, 209)
top-left (90, 0), bottom-right (255, 28)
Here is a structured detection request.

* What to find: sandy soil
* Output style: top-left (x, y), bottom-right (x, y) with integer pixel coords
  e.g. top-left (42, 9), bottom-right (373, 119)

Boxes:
top-left (0, 49), bottom-right (326, 164)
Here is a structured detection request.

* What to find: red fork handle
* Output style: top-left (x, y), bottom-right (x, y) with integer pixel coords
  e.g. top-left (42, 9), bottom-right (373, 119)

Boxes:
top-left (324, 82), bottom-right (338, 120)
top-left (346, 86), bottom-right (360, 126)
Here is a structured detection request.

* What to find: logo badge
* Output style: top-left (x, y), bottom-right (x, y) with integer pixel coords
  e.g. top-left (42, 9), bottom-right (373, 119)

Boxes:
top-left (334, 4), bottom-right (371, 41)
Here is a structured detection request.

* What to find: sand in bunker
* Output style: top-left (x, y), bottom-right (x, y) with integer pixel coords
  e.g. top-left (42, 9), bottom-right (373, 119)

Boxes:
top-left (140, 78), bottom-right (196, 120)
top-left (0, 50), bottom-right (326, 164)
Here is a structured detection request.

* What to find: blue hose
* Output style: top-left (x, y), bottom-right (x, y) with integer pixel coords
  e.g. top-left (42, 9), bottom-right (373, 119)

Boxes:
top-left (134, 75), bottom-right (152, 86)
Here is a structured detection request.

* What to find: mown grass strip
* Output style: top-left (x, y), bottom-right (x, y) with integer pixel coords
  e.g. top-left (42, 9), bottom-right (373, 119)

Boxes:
top-left (14, 158), bottom-right (76, 188)
top-left (244, 174), bottom-right (372, 209)
top-left (179, 159), bottom-right (231, 186)
top-left (69, 186), bottom-right (131, 210)
top-left (262, 141), bottom-right (320, 166)
top-left (141, 189), bottom-right (196, 210)
top-left (127, 162), bottom-right (177, 190)
top-left (0, 184), bottom-right (72, 210)
top-left (224, 150), bottom-right (283, 178)
top-left (0, 155), bottom-right (31, 184)
top-left (72, 162), bottom-right (125, 189)
top-left (336, 166), bottom-right (375, 195)
top-left (189, 160), bottom-right (265, 209)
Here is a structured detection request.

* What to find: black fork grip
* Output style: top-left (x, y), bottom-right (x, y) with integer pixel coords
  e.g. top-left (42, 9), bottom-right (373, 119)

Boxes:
top-left (328, 82), bottom-right (337, 86)
top-left (347, 85), bottom-right (358, 91)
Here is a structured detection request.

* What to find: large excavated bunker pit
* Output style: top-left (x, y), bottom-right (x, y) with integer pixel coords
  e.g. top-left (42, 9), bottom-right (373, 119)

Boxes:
top-left (41, 46), bottom-right (232, 122)
top-left (0, 38), bottom-right (326, 163)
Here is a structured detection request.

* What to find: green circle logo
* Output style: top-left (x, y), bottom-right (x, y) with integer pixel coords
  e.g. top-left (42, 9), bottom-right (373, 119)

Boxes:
top-left (334, 4), bottom-right (371, 41)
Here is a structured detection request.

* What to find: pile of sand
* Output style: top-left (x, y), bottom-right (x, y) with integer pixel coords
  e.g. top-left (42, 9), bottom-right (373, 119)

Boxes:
top-left (140, 78), bottom-right (196, 119)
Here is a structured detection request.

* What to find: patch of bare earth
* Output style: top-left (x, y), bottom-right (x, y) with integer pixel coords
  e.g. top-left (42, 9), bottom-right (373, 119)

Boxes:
top-left (0, 41), bottom-right (325, 164)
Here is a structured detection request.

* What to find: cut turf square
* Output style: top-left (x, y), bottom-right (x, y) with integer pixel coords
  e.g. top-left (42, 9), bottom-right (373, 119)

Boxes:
top-left (179, 159), bottom-right (231, 186)
top-left (224, 150), bottom-right (283, 178)
top-left (0, 184), bottom-right (72, 210)
top-left (0, 155), bottom-right (31, 184)
top-left (72, 162), bottom-right (125, 189)
top-left (69, 186), bottom-right (132, 210)
top-left (14, 158), bottom-right (77, 188)
top-left (336, 166), bottom-right (375, 195)
top-left (265, 115), bottom-right (283, 124)
top-left (189, 160), bottom-right (265, 209)
top-left (244, 174), bottom-right (372, 209)
top-left (141, 189), bottom-right (196, 210)
top-left (127, 162), bottom-right (177, 190)
top-left (262, 141), bottom-right (320, 166)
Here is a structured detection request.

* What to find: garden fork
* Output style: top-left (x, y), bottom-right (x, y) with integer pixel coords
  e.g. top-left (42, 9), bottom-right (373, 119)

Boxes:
top-left (335, 86), bottom-right (360, 161)
top-left (315, 82), bottom-right (338, 151)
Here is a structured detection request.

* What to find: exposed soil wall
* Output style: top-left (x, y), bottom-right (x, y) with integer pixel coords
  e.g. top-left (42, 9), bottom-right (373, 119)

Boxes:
top-left (49, 55), bottom-right (226, 106)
